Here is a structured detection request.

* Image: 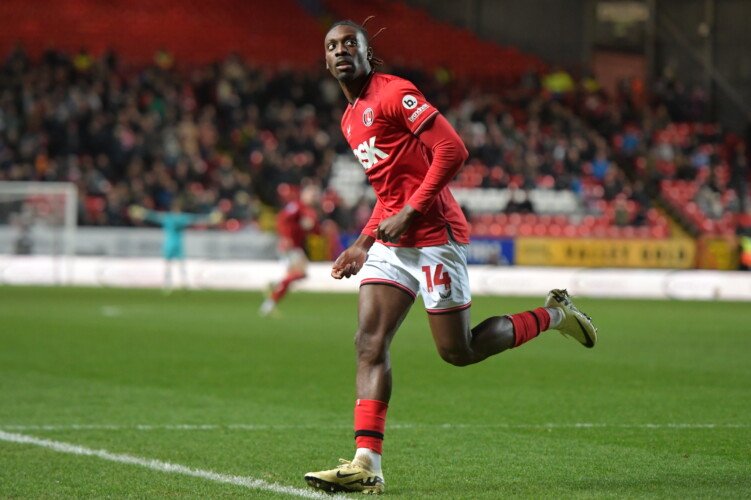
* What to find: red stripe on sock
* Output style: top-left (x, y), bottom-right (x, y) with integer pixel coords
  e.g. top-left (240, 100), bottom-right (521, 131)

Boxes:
top-left (353, 399), bottom-right (388, 454)
top-left (508, 307), bottom-right (551, 347)
top-left (533, 307), bottom-right (551, 331)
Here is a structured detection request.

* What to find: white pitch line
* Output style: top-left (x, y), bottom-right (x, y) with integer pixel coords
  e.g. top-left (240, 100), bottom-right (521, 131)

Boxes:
top-left (0, 424), bottom-right (333, 431)
top-left (0, 430), bottom-right (332, 499)
top-left (1, 422), bottom-right (748, 432)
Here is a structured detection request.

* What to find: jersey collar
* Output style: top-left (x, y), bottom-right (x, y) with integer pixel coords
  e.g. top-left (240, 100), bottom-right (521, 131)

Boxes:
top-left (350, 71), bottom-right (376, 108)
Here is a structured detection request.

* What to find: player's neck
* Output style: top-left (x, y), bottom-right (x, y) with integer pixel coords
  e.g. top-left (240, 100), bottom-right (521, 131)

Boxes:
top-left (340, 71), bottom-right (374, 105)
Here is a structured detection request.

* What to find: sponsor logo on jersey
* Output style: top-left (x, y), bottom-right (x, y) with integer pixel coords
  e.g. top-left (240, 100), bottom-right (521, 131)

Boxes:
top-left (353, 136), bottom-right (389, 169)
top-left (408, 103), bottom-right (430, 123)
top-left (402, 94), bottom-right (418, 110)
top-left (362, 107), bottom-right (374, 127)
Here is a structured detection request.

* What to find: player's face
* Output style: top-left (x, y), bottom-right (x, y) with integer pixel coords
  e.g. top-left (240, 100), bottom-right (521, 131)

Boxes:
top-left (324, 25), bottom-right (371, 83)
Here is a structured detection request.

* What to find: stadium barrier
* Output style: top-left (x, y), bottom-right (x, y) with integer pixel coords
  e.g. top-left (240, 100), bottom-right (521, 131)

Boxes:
top-left (515, 237), bottom-right (696, 268)
top-left (0, 255), bottom-right (748, 301)
top-left (695, 236), bottom-right (739, 270)
top-left (0, 227), bottom-right (277, 260)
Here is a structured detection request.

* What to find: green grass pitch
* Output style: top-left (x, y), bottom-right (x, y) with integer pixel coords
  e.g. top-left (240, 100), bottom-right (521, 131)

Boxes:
top-left (1, 286), bottom-right (750, 498)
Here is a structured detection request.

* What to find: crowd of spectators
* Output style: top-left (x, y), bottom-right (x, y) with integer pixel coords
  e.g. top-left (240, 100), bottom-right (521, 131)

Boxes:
top-left (604, 76), bottom-right (750, 235)
top-left (0, 45), bottom-right (748, 236)
top-left (0, 45), bottom-right (347, 229)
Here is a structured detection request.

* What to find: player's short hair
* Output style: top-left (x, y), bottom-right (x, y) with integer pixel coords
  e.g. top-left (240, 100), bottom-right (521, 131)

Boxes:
top-left (329, 19), bottom-right (367, 37)
top-left (328, 17), bottom-right (385, 67)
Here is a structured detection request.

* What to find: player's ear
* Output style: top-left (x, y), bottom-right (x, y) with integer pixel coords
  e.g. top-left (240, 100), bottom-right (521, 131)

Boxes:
top-left (367, 47), bottom-right (373, 61)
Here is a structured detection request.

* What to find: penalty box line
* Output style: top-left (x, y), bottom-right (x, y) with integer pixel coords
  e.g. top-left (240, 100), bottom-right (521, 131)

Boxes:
top-left (0, 430), bottom-right (335, 499)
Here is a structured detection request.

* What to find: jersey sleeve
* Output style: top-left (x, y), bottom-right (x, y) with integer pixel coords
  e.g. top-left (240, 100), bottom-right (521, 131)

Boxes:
top-left (381, 79), bottom-right (439, 135)
top-left (406, 114), bottom-right (469, 214)
top-left (361, 199), bottom-right (384, 238)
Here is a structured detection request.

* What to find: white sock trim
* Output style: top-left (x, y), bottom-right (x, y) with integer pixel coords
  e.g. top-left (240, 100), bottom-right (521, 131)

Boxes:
top-left (354, 447), bottom-right (382, 474)
top-left (545, 307), bottom-right (564, 329)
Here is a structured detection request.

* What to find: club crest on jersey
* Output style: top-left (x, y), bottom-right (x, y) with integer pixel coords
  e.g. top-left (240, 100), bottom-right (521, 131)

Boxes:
top-left (353, 136), bottom-right (389, 169)
top-left (402, 94), bottom-right (418, 110)
top-left (362, 107), bottom-right (374, 127)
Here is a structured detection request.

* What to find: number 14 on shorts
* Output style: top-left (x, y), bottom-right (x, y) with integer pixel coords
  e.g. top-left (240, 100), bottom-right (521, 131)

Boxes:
top-left (422, 264), bottom-right (451, 292)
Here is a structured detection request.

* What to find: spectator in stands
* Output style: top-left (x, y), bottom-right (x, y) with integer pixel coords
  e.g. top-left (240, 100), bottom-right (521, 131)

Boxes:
top-left (730, 141), bottom-right (748, 215)
top-left (505, 185), bottom-right (535, 214)
top-left (694, 183), bottom-right (724, 220)
top-left (542, 67), bottom-right (575, 96)
top-left (613, 196), bottom-right (631, 227)
top-left (602, 169), bottom-right (626, 201)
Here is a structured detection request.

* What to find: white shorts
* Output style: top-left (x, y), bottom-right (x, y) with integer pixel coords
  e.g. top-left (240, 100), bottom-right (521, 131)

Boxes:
top-left (358, 240), bottom-right (472, 314)
top-left (281, 248), bottom-right (308, 270)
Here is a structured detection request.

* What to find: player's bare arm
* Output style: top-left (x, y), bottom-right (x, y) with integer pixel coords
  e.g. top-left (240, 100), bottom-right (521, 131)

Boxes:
top-left (331, 233), bottom-right (374, 279)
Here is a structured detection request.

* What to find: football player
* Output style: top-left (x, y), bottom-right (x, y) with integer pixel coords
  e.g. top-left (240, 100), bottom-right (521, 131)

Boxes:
top-left (259, 183), bottom-right (322, 316)
top-left (304, 19), bottom-right (599, 494)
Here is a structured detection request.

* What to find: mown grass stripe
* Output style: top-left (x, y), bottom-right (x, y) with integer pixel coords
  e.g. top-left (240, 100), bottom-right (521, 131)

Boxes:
top-left (0, 430), bottom-right (333, 499)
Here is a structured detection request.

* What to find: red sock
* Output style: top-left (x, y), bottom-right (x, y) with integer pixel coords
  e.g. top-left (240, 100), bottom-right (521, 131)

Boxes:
top-left (354, 399), bottom-right (388, 454)
top-left (507, 307), bottom-right (551, 347)
top-left (270, 271), bottom-right (306, 302)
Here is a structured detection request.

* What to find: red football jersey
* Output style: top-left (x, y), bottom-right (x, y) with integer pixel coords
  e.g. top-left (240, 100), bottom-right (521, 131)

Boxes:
top-left (341, 72), bottom-right (470, 247)
top-left (277, 200), bottom-right (319, 252)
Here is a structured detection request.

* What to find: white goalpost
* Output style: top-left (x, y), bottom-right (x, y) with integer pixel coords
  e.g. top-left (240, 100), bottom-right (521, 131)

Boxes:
top-left (0, 182), bottom-right (78, 284)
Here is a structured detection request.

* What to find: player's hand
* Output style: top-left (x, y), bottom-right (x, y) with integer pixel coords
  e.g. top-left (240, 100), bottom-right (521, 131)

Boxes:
top-left (376, 205), bottom-right (419, 243)
top-left (331, 245), bottom-right (368, 279)
top-left (128, 205), bottom-right (146, 220)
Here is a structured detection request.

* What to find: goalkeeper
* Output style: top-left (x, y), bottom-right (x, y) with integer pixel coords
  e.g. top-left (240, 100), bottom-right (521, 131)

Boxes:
top-left (129, 200), bottom-right (222, 292)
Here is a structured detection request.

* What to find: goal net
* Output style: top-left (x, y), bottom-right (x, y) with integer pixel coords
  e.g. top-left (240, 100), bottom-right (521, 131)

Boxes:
top-left (0, 182), bottom-right (77, 284)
